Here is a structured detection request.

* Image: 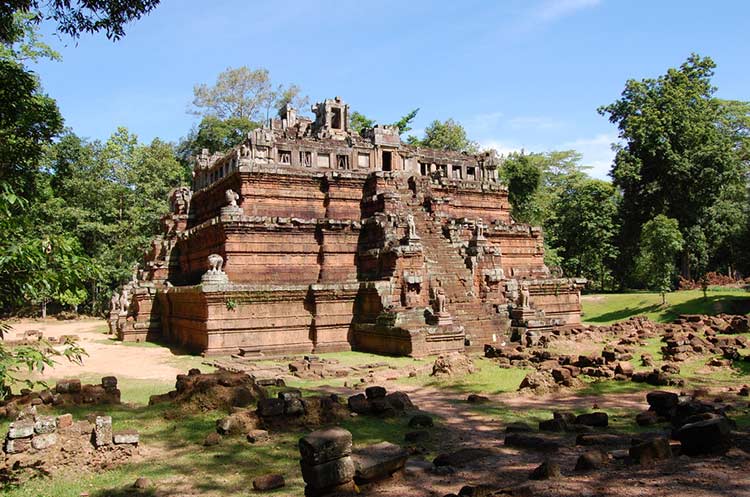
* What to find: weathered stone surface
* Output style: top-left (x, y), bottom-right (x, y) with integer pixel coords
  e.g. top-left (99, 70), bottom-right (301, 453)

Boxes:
top-left (5, 437), bottom-right (31, 454)
top-left (299, 427), bottom-right (353, 465)
top-left (31, 433), bottom-right (57, 450)
top-left (504, 433), bottom-right (561, 451)
top-left (34, 415), bottom-right (57, 434)
top-left (433, 448), bottom-right (494, 467)
top-left (646, 391), bottom-right (679, 414)
top-left (8, 420), bottom-right (34, 439)
top-left (505, 422), bottom-right (533, 433)
top-left (92, 415), bottom-right (113, 446)
top-left (247, 429), bottom-right (270, 443)
top-left (676, 417), bottom-right (732, 455)
top-left (365, 386), bottom-right (387, 399)
top-left (113, 430), bottom-right (140, 445)
top-left (347, 394), bottom-right (371, 414)
top-left (576, 433), bottom-right (628, 447)
top-left (353, 441), bottom-right (408, 481)
top-left (629, 437), bottom-right (672, 464)
top-left (408, 414), bottom-right (434, 428)
top-left (253, 473), bottom-right (285, 491)
top-left (574, 450), bottom-right (607, 471)
top-left (405, 430), bottom-right (430, 443)
top-left (204, 432), bottom-right (222, 446)
top-left (56, 413), bottom-right (73, 429)
top-left (575, 412), bottom-right (608, 427)
top-left (101, 376), bottom-right (118, 390)
top-left (257, 398), bottom-right (285, 417)
top-left (529, 459), bottom-right (561, 480)
top-left (300, 456), bottom-right (355, 489)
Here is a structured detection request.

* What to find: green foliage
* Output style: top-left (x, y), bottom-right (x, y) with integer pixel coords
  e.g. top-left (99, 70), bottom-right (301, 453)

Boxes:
top-left (0, 0), bottom-right (161, 43)
top-left (0, 332), bottom-right (86, 400)
top-left (349, 111), bottom-right (374, 135)
top-left (191, 66), bottom-right (306, 122)
top-left (635, 215), bottom-right (685, 304)
top-left (548, 178), bottom-right (620, 290)
top-left (0, 11), bottom-right (60, 61)
top-left (392, 108), bottom-right (419, 134)
top-left (599, 54), bottom-right (750, 283)
top-left (178, 115), bottom-right (258, 159)
top-left (499, 153), bottom-right (542, 223)
top-left (45, 128), bottom-right (189, 312)
top-left (415, 118), bottom-right (478, 153)
top-left (0, 58), bottom-right (63, 197)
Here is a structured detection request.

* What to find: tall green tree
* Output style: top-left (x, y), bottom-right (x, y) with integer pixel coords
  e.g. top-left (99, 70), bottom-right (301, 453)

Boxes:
top-left (635, 215), bottom-right (684, 304)
top-left (411, 118), bottom-right (478, 153)
top-left (177, 115), bottom-right (258, 161)
top-left (599, 54), bottom-right (749, 282)
top-left (500, 153), bottom-right (542, 224)
top-left (547, 178), bottom-right (620, 290)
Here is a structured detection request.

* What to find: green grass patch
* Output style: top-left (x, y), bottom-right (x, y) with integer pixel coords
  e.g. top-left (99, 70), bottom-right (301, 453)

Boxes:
top-left (582, 288), bottom-right (750, 325)
top-left (396, 357), bottom-right (531, 395)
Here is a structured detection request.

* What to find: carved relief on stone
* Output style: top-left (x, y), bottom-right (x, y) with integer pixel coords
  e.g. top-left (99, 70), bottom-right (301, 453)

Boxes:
top-left (118, 290), bottom-right (130, 316)
top-left (110, 292), bottom-right (120, 312)
top-left (406, 214), bottom-right (418, 240)
top-left (518, 282), bottom-right (531, 309)
top-left (207, 253), bottom-right (224, 274)
top-left (202, 253), bottom-right (229, 284)
top-left (225, 189), bottom-right (240, 207)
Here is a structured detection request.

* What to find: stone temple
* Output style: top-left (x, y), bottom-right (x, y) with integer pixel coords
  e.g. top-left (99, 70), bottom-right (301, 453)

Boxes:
top-left (110, 97), bottom-right (585, 357)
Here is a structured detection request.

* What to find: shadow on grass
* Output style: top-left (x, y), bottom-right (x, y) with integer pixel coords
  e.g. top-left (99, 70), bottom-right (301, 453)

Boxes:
top-left (663, 295), bottom-right (750, 321)
top-left (584, 303), bottom-right (661, 323)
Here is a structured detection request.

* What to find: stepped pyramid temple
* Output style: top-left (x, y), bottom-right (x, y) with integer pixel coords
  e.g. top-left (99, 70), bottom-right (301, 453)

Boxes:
top-left (109, 97), bottom-right (585, 357)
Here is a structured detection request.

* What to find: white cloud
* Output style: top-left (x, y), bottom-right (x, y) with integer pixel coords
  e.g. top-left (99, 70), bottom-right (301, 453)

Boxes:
top-left (478, 139), bottom-right (524, 157)
top-left (562, 133), bottom-right (617, 180)
top-left (508, 116), bottom-right (565, 130)
top-left (465, 112), bottom-right (505, 134)
top-left (534, 0), bottom-right (601, 22)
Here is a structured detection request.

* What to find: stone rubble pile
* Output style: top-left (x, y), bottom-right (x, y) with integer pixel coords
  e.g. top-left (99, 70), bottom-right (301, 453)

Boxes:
top-left (257, 390), bottom-right (348, 429)
top-left (347, 386), bottom-right (415, 417)
top-left (0, 376), bottom-right (121, 418)
top-left (3, 407), bottom-right (139, 477)
top-left (148, 369), bottom-right (263, 411)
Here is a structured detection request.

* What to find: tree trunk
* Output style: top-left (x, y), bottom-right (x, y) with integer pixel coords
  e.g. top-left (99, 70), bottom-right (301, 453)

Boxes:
top-left (41, 300), bottom-right (47, 319)
top-left (680, 251), bottom-right (691, 280)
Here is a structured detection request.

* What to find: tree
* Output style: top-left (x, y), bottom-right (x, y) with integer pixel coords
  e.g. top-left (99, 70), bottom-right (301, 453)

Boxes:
top-left (416, 118), bottom-right (478, 153)
top-left (177, 115), bottom-right (258, 160)
top-left (635, 215), bottom-right (684, 305)
top-left (548, 178), bottom-right (620, 290)
top-left (349, 111), bottom-right (375, 135)
top-left (500, 153), bottom-right (542, 224)
top-left (191, 66), bottom-right (308, 122)
top-left (599, 54), bottom-right (748, 283)
top-left (392, 108), bottom-right (419, 135)
top-left (0, 58), bottom-right (63, 197)
top-left (0, 0), bottom-right (161, 43)
top-left (348, 108), bottom-right (419, 136)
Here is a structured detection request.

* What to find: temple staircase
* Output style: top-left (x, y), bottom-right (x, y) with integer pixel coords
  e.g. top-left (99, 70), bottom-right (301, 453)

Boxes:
top-left (409, 206), bottom-right (506, 350)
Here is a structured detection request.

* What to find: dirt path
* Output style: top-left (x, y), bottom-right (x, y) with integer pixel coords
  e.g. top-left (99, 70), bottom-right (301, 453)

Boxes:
top-left (5, 318), bottom-right (188, 381)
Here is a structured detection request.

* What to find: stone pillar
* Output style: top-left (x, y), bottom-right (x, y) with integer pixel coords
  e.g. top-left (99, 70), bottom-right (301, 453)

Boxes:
top-left (299, 427), bottom-right (355, 496)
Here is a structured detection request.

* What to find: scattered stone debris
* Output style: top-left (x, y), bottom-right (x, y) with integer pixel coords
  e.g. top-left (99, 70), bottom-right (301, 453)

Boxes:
top-left (257, 390), bottom-right (348, 429)
top-left (352, 441), bottom-right (408, 482)
top-left (2, 410), bottom-right (139, 482)
top-left (431, 352), bottom-right (476, 376)
top-left (299, 427), bottom-right (356, 497)
top-left (252, 473), bottom-right (285, 491)
top-left (1, 377), bottom-right (121, 418)
top-left (148, 369), bottom-right (264, 412)
top-left (347, 387), bottom-right (415, 417)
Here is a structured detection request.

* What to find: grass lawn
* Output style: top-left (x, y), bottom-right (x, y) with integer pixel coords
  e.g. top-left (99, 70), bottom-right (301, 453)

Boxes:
top-left (581, 287), bottom-right (750, 325)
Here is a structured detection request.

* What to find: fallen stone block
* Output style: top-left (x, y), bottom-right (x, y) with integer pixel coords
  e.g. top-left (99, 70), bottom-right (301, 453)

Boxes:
top-left (8, 420), bottom-right (34, 439)
top-left (92, 416), bottom-right (113, 447)
top-left (574, 450), bottom-right (607, 471)
top-left (676, 416), bottom-right (732, 455)
top-left (575, 412), bottom-right (608, 427)
top-left (504, 433), bottom-right (562, 451)
top-left (529, 459), bottom-right (561, 480)
top-left (113, 430), bottom-right (140, 445)
top-left (629, 437), bottom-right (672, 464)
top-left (300, 456), bottom-right (355, 490)
top-left (31, 433), bottom-right (57, 450)
top-left (34, 415), bottom-right (56, 434)
top-left (253, 473), bottom-right (285, 491)
top-left (353, 441), bottom-right (408, 481)
top-left (299, 427), bottom-right (353, 465)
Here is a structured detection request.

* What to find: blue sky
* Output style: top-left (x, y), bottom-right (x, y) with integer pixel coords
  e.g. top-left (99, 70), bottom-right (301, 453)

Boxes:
top-left (30, 0), bottom-right (750, 180)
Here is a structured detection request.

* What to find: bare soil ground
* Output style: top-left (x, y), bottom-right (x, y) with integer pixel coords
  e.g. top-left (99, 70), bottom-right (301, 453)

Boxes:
top-left (6, 318), bottom-right (188, 381)
top-left (4, 319), bottom-right (750, 497)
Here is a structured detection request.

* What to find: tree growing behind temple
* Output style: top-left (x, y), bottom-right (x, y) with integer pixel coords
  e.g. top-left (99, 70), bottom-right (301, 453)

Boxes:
top-left (547, 178), bottom-right (620, 290)
top-left (409, 118), bottom-right (478, 153)
top-left (635, 215), bottom-right (684, 304)
top-left (599, 54), bottom-right (750, 284)
top-left (348, 108), bottom-right (419, 136)
top-left (190, 66), bottom-right (308, 122)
